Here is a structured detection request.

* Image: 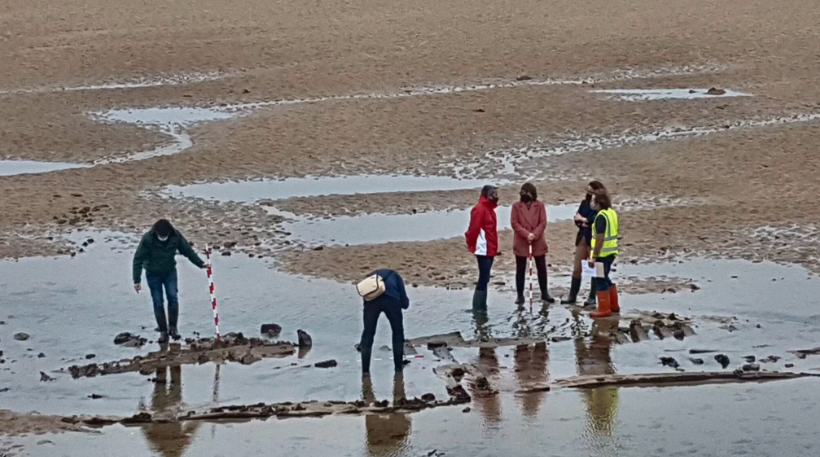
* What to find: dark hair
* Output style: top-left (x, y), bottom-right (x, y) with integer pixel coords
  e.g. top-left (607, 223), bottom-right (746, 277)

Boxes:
top-left (480, 185), bottom-right (497, 198)
top-left (592, 188), bottom-right (612, 209)
top-left (520, 182), bottom-right (538, 200)
top-left (588, 180), bottom-right (606, 192)
top-left (153, 219), bottom-right (173, 238)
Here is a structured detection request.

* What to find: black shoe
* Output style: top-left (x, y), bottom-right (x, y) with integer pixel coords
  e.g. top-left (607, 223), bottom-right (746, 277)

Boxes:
top-left (169, 327), bottom-right (181, 341)
top-left (562, 277), bottom-right (582, 305)
top-left (158, 332), bottom-right (169, 344)
top-left (515, 294), bottom-right (525, 305)
top-left (541, 294), bottom-right (555, 304)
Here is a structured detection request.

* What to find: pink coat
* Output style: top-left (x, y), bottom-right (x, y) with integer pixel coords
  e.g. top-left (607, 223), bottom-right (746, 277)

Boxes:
top-left (511, 200), bottom-right (548, 257)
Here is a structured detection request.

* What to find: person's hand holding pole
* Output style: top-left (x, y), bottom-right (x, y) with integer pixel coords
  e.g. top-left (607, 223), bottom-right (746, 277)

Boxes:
top-left (134, 283), bottom-right (141, 293)
top-left (527, 233), bottom-right (535, 243)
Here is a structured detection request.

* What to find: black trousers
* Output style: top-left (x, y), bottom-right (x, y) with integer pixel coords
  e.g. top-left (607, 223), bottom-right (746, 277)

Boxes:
top-left (515, 255), bottom-right (547, 297)
top-left (475, 255), bottom-right (495, 292)
top-left (360, 297), bottom-right (405, 373)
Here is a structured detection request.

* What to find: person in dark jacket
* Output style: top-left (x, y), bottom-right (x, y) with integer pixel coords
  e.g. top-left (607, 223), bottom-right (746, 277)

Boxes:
top-left (465, 185), bottom-right (499, 311)
top-left (562, 181), bottom-right (606, 306)
top-left (360, 269), bottom-right (410, 375)
top-left (133, 219), bottom-right (207, 344)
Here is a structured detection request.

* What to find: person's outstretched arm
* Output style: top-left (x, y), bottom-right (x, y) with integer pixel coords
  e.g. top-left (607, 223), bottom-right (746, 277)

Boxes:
top-left (464, 207), bottom-right (481, 251)
top-left (132, 236), bottom-right (148, 290)
top-left (533, 202), bottom-right (547, 240)
top-left (395, 272), bottom-right (410, 309)
top-left (177, 234), bottom-right (206, 268)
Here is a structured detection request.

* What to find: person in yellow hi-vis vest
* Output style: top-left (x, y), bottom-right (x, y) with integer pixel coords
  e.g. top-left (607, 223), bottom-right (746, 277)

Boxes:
top-left (587, 188), bottom-right (620, 318)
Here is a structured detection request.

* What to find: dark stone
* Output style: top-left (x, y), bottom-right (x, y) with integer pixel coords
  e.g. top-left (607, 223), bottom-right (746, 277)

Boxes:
top-left (706, 87), bottom-right (727, 96)
top-left (260, 323), bottom-right (282, 337)
top-left (0, 387), bottom-right (9, 393)
top-left (13, 332), bottom-right (30, 341)
top-left (474, 108), bottom-right (486, 113)
top-left (314, 359), bottom-right (337, 368)
top-left (673, 330), bottom-right (686, 340)
top-left (312, 246), bottom-right (324, 251)
top-left (221, 251), bottom-right (232, 256)
top-left (689, 357), bottom-right (704, 365)
top-left (40, 371), bottom-right (55, 382)
top-left (742, 363), bottom-right (760, 372)
top-left (689, 349), bottom-right (717, 354)
top-left (243, 89), bottom-right (251, 94)
top-left (88, 393), bottom-right (105, 399)
top-left (689, 284), bottom-right (701, 291)
top-left (38, 353), bottom-right (46, 358)
top-left (785, 363), bottom-right (794, 368)
top-left (760, 355), bottom-right (781, 363)
top-left (714, 354), bottom-right (731, 368)
top-left (744, 355), bottom-right (756, 363)
top-left (297, 329), bottom-right (313, 347)
top-left (85, 354), bottom-right (96, 360)
top-left (426, 341), bottom-right (447, 350)
top-left (421, 393), bottom-right (436, 402)
top-left (516, 75), bottom-right (532, 81)
top-left (462, 407), bottom-right (471, 413)
top-left (660, 357), bottom-right (679, 368)
top-left (114, 332), bottom-right (132, 345)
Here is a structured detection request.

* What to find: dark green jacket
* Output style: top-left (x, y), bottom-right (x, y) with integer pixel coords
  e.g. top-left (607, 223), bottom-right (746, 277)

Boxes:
top-left (132, 228), bottom-right (205, 284)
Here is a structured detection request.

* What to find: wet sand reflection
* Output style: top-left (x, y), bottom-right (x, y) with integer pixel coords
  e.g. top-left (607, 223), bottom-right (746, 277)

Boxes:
top-left (573, 312), bottom-right (620, 439)
top-left (138, 346), bottom-right (201, 457)
top-left (362, 373), bottom-right (412, 457)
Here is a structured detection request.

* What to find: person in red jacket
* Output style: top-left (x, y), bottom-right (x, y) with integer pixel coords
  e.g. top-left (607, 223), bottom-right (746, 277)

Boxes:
top-left (465, 185), bottom-right (499, 311)
top-left (511, 182), bottom-right (554, 305)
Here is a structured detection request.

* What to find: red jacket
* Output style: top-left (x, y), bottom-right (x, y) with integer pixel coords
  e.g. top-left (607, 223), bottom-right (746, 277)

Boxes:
top-left (511, 200), bottom-right (548, 257)
top-left (465, 195), bottom-right (498, 257)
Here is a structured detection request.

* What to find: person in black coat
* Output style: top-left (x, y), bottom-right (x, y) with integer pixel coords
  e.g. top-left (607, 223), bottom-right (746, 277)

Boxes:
top-left (359, 269), bottom-right (410, 375)
top-left (562, 181), bottom-right (606, 306)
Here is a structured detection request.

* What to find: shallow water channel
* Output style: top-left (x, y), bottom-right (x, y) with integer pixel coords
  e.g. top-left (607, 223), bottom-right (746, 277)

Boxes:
top-left (2, 233), bottom-right (820, 456)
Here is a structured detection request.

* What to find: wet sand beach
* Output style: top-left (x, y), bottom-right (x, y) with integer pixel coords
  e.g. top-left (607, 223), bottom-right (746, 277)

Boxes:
top-left (3, 0), bottom-right (820, 455)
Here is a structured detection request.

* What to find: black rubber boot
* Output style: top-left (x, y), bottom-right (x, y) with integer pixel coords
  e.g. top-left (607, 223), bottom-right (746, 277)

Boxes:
top-left (168, 306), bottom-right (180, 341)
top-left (158, 331), bottom-right (169, 344)
top-left (561, 277), bottom-right (582, 304)
top-left (583, 280), bottom-right (597, 307)
top-left (541, 292), bottom-right (555, 304)
top-left (472, 290), bottom-right (488, 312)
top-left (153, 306), bottom-right (168, 335)
top-left (515, 294), bottom-right (525, 305)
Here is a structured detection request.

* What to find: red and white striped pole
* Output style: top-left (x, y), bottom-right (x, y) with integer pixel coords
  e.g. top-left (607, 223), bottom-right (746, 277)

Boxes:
top-left (528, 244), bottom-right (534, 314)
top-left (205, 244), bottom-right (221, 341)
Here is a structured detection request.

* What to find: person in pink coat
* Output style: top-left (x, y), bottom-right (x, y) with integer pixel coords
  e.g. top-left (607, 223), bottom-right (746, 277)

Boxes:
top-left (511, 182), bottom-right (554, 305)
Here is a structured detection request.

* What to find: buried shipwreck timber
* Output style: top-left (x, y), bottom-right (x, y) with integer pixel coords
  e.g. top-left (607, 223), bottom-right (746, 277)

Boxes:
top-left (552, 370), bottom-right (820, 389)
top-left (65, 335), bottom-right (296, 379)
top-left (56, 391), bottom-right (473, 428)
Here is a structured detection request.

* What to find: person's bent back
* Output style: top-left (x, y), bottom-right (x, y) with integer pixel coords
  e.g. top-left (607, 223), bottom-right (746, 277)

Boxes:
top-left (359, 269), bottom-right (410, 376)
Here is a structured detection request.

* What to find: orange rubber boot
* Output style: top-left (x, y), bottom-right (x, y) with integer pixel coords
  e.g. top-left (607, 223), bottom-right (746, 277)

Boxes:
top-left (609, 284), bottom-right (620, 313)
top-left (590, 290), bottom-right (612, 318)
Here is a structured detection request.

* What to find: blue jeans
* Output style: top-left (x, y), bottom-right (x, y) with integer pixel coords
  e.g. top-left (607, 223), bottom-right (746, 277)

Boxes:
top-left (475, 255), bottom-right (495, 292)
top-left (592, 256), bottom-right (615, 292)
top-left (360, 296), bottom-right (405, 373)
top-left (146, 270), bottom-right (179, 332)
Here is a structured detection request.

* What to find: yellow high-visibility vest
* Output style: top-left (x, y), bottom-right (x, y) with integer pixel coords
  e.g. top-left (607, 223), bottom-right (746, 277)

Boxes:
top-left (591, 208), bottom-right (619, 258)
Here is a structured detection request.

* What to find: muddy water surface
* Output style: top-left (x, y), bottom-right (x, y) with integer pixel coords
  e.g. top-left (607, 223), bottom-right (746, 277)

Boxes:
top-left (3, 236), bottom-right (820, 456)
